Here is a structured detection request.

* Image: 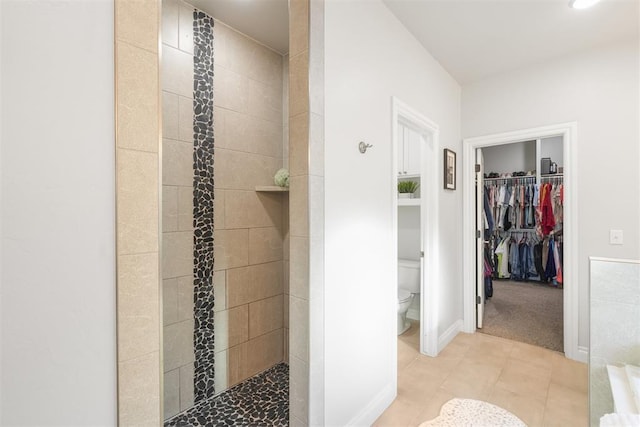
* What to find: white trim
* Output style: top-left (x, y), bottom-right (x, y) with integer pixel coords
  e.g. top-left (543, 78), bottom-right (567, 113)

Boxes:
top-left (407, 307), bottom-right (420, 320)
top-left (345, 383), bottom-right (396, 427)
top-left (589, 257), bottom-right (640, 265)
top-left (438, 319), bottom-right (463, 350)
top-left (392, 97), bottom-right (440, 358)
top-left (462, 122), bottom-right (581, 361)
top-left (577, 346), bottom-right (589, 363)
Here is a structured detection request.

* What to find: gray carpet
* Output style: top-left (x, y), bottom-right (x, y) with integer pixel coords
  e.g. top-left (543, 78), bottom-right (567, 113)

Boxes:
top-left (479, 280), bottom-right (563, 352)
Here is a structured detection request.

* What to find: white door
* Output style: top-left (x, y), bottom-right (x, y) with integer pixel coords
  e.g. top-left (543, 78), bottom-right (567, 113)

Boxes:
top-left (476, 148), bottom-right (485, 328)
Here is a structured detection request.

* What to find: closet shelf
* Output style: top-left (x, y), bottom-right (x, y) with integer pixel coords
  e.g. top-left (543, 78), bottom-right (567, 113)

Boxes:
top-left (255, 186), bottom-right (289, 192)
top-left (398, 199), bottom-right (420, 206)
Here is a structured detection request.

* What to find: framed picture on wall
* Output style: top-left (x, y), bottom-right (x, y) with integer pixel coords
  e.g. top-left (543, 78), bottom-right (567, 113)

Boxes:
top-left (444, 149), bottom-right (456, 190)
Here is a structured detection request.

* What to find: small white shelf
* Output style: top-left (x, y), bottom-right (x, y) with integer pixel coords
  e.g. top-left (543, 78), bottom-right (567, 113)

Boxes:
top-left (398, 198), bottom-right (420, 206)
top-left (255, 185), bottom-right (289, 192)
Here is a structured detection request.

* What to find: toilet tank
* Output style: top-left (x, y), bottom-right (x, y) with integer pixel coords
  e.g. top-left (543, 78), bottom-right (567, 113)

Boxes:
top-left (398, 258), bottom-right (421, 293)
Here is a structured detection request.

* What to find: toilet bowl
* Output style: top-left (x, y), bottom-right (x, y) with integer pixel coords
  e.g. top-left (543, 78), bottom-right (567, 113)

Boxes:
top-left (397, 289), bottom-right (414, 335)
top-left (398, 258), bottom-right (420, 335)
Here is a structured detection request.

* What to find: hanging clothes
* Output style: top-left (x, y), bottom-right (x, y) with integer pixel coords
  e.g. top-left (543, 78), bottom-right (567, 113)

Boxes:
top-left (541, 183), bottom-right (556, 235)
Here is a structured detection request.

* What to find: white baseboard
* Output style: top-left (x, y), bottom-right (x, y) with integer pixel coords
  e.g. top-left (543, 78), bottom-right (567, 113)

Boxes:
top-left (576, 346), bottom-right (589, 363)
top-left (346, 382), bottom-right (395, 426)
top-left (407, 308), bottom-right (420, 321)
top-left (438, 319), bottom-right (463, 352)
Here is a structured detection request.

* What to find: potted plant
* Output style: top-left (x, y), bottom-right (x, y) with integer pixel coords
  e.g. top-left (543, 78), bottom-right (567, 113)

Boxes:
top-left (398, 180), bottom-right (419, 199)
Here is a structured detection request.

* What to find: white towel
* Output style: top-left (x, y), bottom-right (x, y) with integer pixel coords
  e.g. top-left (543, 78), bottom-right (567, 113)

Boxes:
top-left (600, 413), bottom-right (640, 427)
top-left (624, 364), bottom-right (640, 414)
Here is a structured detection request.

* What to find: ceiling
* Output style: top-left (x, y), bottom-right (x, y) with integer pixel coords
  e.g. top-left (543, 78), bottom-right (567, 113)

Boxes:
top-left (382, 0), bottom-right (639, 84)
top-left (188, 0), bottom-right (289, 55)
top-left (187, 0), bottom-right (638, 84)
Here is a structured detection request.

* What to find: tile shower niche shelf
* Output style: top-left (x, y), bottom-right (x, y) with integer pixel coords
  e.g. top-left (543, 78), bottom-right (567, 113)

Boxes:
top-left (255, 186), bottom-right (289, 192)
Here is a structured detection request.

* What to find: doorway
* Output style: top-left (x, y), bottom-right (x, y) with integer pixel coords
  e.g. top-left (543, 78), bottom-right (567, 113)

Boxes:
top-left (476, 139), bottom-right (564, 352)
top-left (462, 122), bottom-right (582, 362)
top-left (392, 97), bottom-right (440, 359)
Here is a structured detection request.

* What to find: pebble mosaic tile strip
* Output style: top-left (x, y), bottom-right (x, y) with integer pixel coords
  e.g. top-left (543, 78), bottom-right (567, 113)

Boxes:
top-left (192, 9), bottom-right (216, 403)
top-left (165, 363), bottom-right (289, 427)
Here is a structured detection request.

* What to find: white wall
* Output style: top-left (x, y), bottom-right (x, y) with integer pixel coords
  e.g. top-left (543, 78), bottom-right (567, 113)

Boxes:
top-left (0, 0), bottom-right (117, 424)
top-left (482, 140), bottom-right (536, 175)
top-left (462, 41), bottom-right (640, 351)
top-left (540, 136), bottom-right (564, 168)
top-left (324, 0), bottom-right (461, 424)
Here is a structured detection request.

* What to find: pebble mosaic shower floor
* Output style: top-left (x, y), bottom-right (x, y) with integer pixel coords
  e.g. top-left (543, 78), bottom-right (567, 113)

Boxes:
top-left (165, 363), bottom-right (289, 427)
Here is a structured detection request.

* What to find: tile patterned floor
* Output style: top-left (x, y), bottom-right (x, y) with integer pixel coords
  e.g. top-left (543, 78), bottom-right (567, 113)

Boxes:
top-left (375, 321), bottom-right (588, 427)
top-left (165, 363), bottom-right (288, 427)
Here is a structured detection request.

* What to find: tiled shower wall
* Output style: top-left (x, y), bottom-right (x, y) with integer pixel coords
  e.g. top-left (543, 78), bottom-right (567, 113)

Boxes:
top-left (212, 18), bottom-right (287, 391)
top-left (161, 0), bottom-right (196, 419)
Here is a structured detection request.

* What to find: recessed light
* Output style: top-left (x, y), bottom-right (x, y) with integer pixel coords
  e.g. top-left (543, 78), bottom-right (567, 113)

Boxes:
top-left (569, 0), bottom-right (601, 9)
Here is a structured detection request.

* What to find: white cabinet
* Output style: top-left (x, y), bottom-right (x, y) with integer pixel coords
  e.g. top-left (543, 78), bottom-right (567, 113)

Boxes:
top-left (398, 125), bottom-right (421, 176)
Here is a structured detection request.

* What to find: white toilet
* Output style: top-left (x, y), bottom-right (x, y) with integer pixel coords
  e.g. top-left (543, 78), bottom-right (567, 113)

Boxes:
top-left (398, 258), bottom-right (420, 335)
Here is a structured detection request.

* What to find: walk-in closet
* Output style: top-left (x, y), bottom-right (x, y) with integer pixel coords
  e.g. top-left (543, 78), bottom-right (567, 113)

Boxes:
top-left (477, 137), bottom-right (565, 352)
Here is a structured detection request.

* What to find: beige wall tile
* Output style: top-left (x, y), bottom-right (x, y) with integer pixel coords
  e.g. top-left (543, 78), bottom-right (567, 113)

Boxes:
top-left (162, 44), bottom-right (193, 97)
top-left (163, 319), bottom-right (195, 371)
top-left (213, 270), bottom-right (227, 312)
top-left (283, 328), bottom-right (289, 363)
top-left (289, 0), bottom-right (309, 58)
top-left (247, 329), bottom-right (283, 376)
top-left (289, 236), bottom-right (309, 300)
top-left (163, 278), bottom-right (178, 326)
top-left (162, 0), bottom-right (179, 49)
top-left (251, 116), bottom-right (284, 158)
top-left (118, 352), bottom-right (160, 427)
top-left (283, 260), bottom-right (290, 295)
top-left (214, 310), bottom-right (228, 351)
top-left (164, 369), bottom-right (180, 420)
top-left (309, 112), bottom-right (324, 177)
top-left (228, 305), bottom-right (249, 347)
top-left (214, 107), bottom-right (251, 152)
top-left (118, 253), bottom-right (160, 361)
top-left (177, 186), bottom-right (193, 231)
top-left (214, 148), bottom-right (282, 190)
top-left (163, 185), bottom-right (178, 232)
top-left (214, 229), bottom-right (249, 270)
top-left (290, 296), bottom-right (309, 362)
top-left (225, 191), bottom-right (282, 230)
top-left (289, 113), bottom-right (309, 177)
top-left (289, 51), bottom-right (309, 118)
top-left (178, 95), bottom-right (193, 143)
top-left (163, 139), bottom-right (193, 186)
top-left (213, 66), bottom-right (249, 114)
top-left (179, 363), bottom-right (195, 411)
top-left (212, 22), bottom-right (229, 68)
top-left (248, 78), bottom-right (283, 124)
top-left (177, 275), bottom-right (193, 321)
top-left (249, 295), bottom-right (284, 339)
top-left (290, 355), bottom-right (309, 423)
top-left (228, 329), bottom-right (283, 386)
top-left (214, 349), bottom-right (228, 393)
top-left (178, 3), bottom-right (194, 54)
top-left (249, 227), bottom-right (283, 264)
top-left (289, 175), bottom-right (309, 237)
top-left (227, 261), bottom-right (283, 307)
top-left (117, 42), bottom-right (159, 153)
top-left (162, 91), bottom-right (179, 141)
top-left (221, 24), bottom-right (282, 90)
top-left (116, 0), bottom-right (159, 53)
top-left (283, 294), bottom-right (290, 329)
top-left (162, 231), bottom-right (193, 279)
top-left (214, 189), bottom-right (225, 230)
top-left (227, 341), bottom-right (248, 387)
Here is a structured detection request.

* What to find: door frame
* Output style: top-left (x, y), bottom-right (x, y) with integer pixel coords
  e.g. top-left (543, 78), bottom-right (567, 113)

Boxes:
top-left (461, 122), bottom-right (582, 361)
top-left (392, 97), bottom-right (440, 357)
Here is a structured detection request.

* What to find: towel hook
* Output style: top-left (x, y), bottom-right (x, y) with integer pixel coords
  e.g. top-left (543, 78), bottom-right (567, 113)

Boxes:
top-left (358, 141), bottom-right (373, 154)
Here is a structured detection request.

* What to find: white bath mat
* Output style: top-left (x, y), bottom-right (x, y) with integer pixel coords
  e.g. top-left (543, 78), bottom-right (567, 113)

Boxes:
top-left (418, 398), bottom-right (527, 427)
